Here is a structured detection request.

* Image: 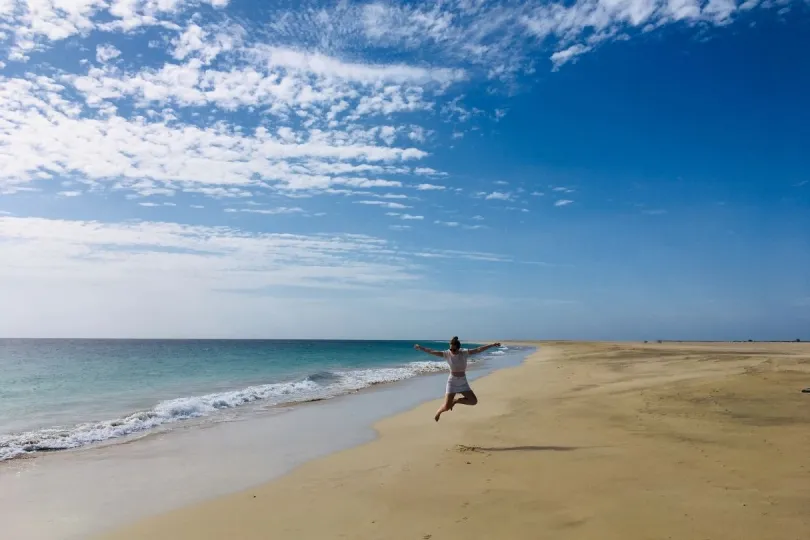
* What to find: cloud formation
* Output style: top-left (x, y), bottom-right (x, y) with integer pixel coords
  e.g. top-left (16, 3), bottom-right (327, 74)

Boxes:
top-left (0, 0), bottom-right (795, 338)
top-left (0, 216), bottom-right (415, 290)
top-left (0, 0), bottom-right (786, 202)
top-left (0, 216), bottom-right (518, 296)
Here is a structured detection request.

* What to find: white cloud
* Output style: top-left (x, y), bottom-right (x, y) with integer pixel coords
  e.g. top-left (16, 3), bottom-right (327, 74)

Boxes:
top-left (408, 126), bottom-right (427, 143)
top-left (472, 215), bottom-right (484, 221)
top-left (57, 190), bottom-right (82, 197)
top-left (181, 187), bottom-right (253, 199)
top-left (190, 205), bottom-right (204, 209)
top-left (554, 199), bottom-right (574, 207)
top-left (225, 207), bottom-right (305, 215)
top-left (485, 191), bottom-right (511, 201)
top-left (353, 201), bottom-right (410, 209)
top-left (252, 45), bottom-right (466, 86)
top-left (400, 214), bottom-right (423, 220)
top-left (550, 45), bottom-right (591, 70)
top-left (0, 217), bottom-right (421, 300)
top-left (379, 126), bottom-right (397, 146)
top-left (702, 0), bottom-right (738, 22)
top-left (642, 209), bottom-right (667, 215)
top-left (0, 218), bottom-right (527, 338)
top-left (435, 220), bottom-right (459, 227)
top-left (521, 0), bottom-right (764, 69)
top-left (495, 180), bottom-right (509, 185)
top-left (352, 0), bottom-right (764, 79)
top-left (416, 183), bottom-right (446, 191)
top-left (96, 44), bottom-right (122, 64)
top-left (441, 95), bottom-right (481, 123)
top-left (0, 0), bottom-right (786, 80)
top-left (136, 201), bottom-right (174, 207)
top-left (414, 167), bottom-right (445, 176)
top-left (666, 0), bottom-right (703, 19)
top-left (0, 75), bottom-right (431, 196)
top-left (0, 25), bottom-right (470, 198)
top-left (531, 191), bottom-right (544, 196)
top-left (2, 0), bottom-right (229, 60)
top-left (389, 224), bottom-right (411, 231)
top-left (413, 249), bottom-right (511, 263)
top-left (322, 189), bottom-right (408, 199)
top-left (171, 22), bottom-right (241, 64)
top-left (340, 178), bottom-right (403, 189)
top-left (369, 8), bottom-right (503, 78)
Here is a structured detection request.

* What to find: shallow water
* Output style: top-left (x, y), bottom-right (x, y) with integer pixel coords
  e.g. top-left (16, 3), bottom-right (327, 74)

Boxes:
top-left (0, 339), bottom-right (494, 460)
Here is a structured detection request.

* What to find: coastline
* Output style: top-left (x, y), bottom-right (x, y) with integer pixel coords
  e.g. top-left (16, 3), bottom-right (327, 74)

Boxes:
top-left (94, 341), bottom-right (810, 540)
top-left (1, 343), bottom-right (531, 540)
top-left (0, 339), bottom-right (493, 462)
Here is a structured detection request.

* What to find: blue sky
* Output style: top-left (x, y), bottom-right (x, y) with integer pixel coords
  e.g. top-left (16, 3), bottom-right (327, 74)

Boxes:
top-left (0, 0), bottom-right (808, 340)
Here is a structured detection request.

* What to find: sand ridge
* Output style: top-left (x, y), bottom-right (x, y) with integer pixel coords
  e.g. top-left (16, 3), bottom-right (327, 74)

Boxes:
top-left (96, 341), bottom-right (810, 540)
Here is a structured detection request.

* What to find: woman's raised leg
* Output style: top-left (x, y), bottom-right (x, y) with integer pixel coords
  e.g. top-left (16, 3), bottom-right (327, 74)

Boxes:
top-left (453, 390), bottom-right (478, 407)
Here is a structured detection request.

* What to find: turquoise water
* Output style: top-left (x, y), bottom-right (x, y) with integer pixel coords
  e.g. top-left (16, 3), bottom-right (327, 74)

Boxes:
top-left (0, 339), bottom-right (507, 460)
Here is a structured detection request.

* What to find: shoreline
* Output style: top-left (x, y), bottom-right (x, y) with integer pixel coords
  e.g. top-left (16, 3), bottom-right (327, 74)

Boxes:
top-left (2, 344), bottom-right (532, 540)
top-left (0, 340), bottom-right (494, 463)
top-left (94, 341), bottom-right (810, 540)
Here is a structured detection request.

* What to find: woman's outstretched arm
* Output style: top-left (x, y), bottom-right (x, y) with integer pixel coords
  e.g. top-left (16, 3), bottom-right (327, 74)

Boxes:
top-left (468, 342), bottom-right (501, 355)
top-left (414, 344), bottom-right (445, 358)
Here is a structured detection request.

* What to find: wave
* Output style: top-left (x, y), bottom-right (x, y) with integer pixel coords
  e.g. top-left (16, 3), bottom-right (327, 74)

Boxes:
top-left (0, 358), bottom-right (466, 462)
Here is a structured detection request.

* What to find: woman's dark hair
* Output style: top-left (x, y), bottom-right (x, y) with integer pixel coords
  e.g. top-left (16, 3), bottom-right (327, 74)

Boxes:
top-left (450, 336), bottom-right (461, 349)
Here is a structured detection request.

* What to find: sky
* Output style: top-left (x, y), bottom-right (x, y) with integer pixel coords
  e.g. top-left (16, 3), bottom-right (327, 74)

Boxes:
top-left (0, 0), bottom-right (808, 341)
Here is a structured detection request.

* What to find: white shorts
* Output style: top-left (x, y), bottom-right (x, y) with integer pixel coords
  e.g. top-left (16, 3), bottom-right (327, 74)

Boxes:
top-left (446, 374), bottom-right (471, 394)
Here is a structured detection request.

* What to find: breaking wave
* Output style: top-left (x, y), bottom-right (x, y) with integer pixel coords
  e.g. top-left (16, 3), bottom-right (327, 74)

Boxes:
top-left (0, 358), bottom-right (468, 461)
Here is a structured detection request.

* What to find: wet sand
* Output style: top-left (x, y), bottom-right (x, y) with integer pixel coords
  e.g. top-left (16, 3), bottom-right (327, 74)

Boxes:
top-left (96, 341), bottom-right (810, 540)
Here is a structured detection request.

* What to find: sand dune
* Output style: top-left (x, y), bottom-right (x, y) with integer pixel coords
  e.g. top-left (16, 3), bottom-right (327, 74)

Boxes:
top-left (96, 341), bottom-right (810, 540)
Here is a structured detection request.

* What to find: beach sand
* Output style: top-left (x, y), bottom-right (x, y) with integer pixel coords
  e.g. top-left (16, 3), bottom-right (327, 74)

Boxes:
top-left (95, 341), bottom-right (810, 540)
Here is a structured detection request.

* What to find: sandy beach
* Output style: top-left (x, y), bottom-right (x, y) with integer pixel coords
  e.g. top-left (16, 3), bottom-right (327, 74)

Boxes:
top-left (95, 341), bottom-right (810, 540)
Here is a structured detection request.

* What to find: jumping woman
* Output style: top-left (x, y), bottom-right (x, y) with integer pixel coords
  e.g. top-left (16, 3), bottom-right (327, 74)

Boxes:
top-left (414, 337), bottom-right (502, 422)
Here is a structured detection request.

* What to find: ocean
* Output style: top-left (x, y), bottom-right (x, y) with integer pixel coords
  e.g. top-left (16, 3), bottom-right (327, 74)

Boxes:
top-left (0, 339), bottom-right (509, 461)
